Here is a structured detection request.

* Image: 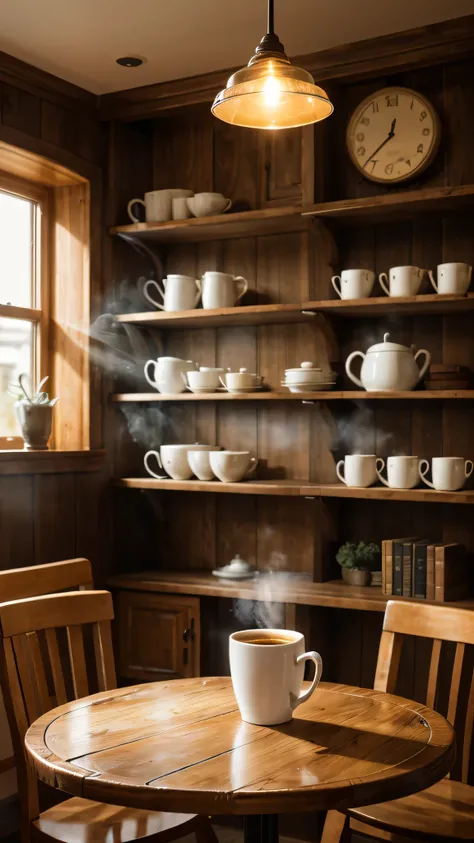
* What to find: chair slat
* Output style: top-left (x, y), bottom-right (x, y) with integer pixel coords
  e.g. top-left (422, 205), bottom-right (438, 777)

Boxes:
top-left (447, 642), bottom-right (465, 726)
top-left (462, 667), bottom-right (474, 784)
top-left (0, 558), bottom-right (93, 603)
top-left (12, 635), bottom-right (40, 723)
top-left (374, 630), bottom-right (402, 693)
top-left (26, 632), bottom-right (52, 714)
top-left (93, 620), bottom-right (117, 691)
top-left (66, 626), bottom-right (89, 698)
top-left (426, 639), bottom-right (441, 709)
top-left (45, 628), bottom-right (68, 706)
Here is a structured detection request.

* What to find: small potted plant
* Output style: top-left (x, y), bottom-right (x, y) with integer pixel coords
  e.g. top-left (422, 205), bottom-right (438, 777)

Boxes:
top-left (336, 541), bottom-right (380, 586)
top-left (9, 374), bottom-right (59, 450)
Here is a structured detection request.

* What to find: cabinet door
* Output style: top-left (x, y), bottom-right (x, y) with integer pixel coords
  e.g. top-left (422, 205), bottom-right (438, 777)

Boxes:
top-left (116, 591), bottom-right (200, 682)
top-left (259, 129), bottom-right (303, 206)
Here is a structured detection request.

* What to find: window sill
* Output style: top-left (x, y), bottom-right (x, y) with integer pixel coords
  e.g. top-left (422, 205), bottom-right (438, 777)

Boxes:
top-left (0, 450), bottom-right (106, 475)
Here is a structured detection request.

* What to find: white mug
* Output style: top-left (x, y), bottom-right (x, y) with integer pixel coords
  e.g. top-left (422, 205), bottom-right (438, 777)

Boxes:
top-left (229, 629), bottom-right (323, 726)
top-left (187, 450), bottom-right (217, 481)
top-left (172, 196), bottom-right (191, 220)
top-left (143, 275), bottom-right (201, 311)
top-left (210, 451), bottom-right (258, 483)
top-left (376, 456), bottom-right (420, 489)
top-left (419, 457), bottom-right (473, 491)
top-left (331, 269), bottom-right (375, 300)
top-left (144, 444), bottom-right (219, 481)
top-left (336, 454), bottom-right (381, 488)
top-left (379, 266), bottom-right (425, 297)
top-left (219, 369), bottom-right (255, 392)
top-left (127, 189), bottom-right (193, 223)
top-left (187, 193), bottom-right (232, 218)
top-left (201, 271), bottom-right (248, 309)
top-left (428, 263), bottom-right (473, 295)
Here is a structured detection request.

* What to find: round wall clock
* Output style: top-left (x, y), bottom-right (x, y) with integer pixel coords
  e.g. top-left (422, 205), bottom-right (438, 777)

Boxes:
top-left (346, 86), bottom-right (441, 184)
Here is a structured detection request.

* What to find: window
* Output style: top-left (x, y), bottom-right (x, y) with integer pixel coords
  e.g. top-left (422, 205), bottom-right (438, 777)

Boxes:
top-left (0, 174), bottom-right (49, 447)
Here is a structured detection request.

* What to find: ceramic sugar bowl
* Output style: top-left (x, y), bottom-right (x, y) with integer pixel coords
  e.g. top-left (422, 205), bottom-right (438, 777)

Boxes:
top-left (345, 333), bottom-right (431, 392)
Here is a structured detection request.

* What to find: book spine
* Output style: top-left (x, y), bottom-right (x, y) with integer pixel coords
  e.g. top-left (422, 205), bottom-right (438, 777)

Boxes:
top-left (385, 541), bottom-right (393, 595)
top-left (392, 541), bottom-right (404, 596)
top-left (382, 540), bottom-right (386, 595)
top-left (413, 544), bottom-right (427, 599)
top-left (434, 546), bottom-right (445, 602)
top-left (426, 545), bottom-right (436, 601)
top-left (402, 541), bottom-right (413, 597)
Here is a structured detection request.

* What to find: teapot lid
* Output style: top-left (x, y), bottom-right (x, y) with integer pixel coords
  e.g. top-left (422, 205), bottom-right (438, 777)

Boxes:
top-left (228, 553), bottom-right (251, 572)
top-left (367, 333), bottom-right (411, 353)
top-left (285, 361), bottom-right (323, 373)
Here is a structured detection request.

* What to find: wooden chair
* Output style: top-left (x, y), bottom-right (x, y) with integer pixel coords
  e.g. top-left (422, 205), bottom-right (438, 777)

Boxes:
top-left (0, 558), bottom-right (94, 602)
top-left (322, 600), bottom-right (474, 843)
top-left (0, 589), bottom-right (218, 843)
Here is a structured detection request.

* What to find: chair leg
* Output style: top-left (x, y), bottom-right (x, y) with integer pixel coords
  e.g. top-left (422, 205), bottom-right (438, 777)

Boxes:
top-left (321, 811), bottom-right (350, 843)
top-left (193, 816), bottom-right (220, 843)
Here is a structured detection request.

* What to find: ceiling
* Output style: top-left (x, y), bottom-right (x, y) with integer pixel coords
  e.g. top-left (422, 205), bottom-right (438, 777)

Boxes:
top-left (0, 0), bottom-right (473, 95)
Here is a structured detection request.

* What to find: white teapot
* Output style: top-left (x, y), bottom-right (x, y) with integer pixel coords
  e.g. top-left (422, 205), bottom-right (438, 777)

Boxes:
top-left (345, 333), bottom-right (431, 392)
top-left (144, 356), bottom-right (197, 394)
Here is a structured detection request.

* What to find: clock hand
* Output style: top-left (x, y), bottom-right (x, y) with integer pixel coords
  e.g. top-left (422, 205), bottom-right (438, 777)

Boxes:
top-left (362, 118), bottom-right (397, 170)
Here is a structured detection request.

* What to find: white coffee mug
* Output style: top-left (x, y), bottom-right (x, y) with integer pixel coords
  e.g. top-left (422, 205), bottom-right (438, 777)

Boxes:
top-left (127, 189), bottom-right (193, 223)
top-left (187, 450), bottom-right (217, 481)
top-left (229, 629), bottom-right (323, 726)
top-left (144, 444), bottom-right (219, 481)
top-left (172, 196), bottom-right (191, 220)
top-left (336, 454), bottom-right (381, 488)
top-left (201, 271), bottom-right (248, 309)
top-left (210, 451), bottom-right (258, 483)
top-left (219, 369), bottom-right (255, 392)
top-left (331, 269), bottom-right (375, 300)
top-left (428, 263), bottom-right (473, 296)
top-left (379, 266), bottom-right (425, 297)
top-left (187, 193), bottom-right (232, 218)
top-left (376, 456), bottom-right (420, 489)
top-left (419, 457), bottom-right (473, 491)
top-left (143, 275), bottom-right (201, 312)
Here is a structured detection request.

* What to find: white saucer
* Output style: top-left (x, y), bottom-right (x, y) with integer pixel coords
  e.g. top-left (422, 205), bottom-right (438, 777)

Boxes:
top-left (282, 383), bottom-right (336, 393)
top-left (212, 568), bottom-right (258, 580)
top-left (226, 387), bottom-right (263, 393)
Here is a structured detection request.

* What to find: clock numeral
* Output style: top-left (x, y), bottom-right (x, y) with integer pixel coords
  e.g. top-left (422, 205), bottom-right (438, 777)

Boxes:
top-left (360, 117), bottom-right (370, 126)
top-left (406, 159), bottom-right (411, 168)
top-left (410, 99), bottom-right (414, 110)
top-left (356, 132), bottom-right (365, 142)
top-left (368, 159), bottom-right (378, 173)
top-left (417, 143), bottom-right (424, 153)
top-left (420, 110), bottom-right (427, 121)
top-left (356, 146), bottom-right (366, 157)
top-left (384, 163), bottom-right (393, 175)
top-left (371, 101), bottom-right (379, 113)
top-left (385, 94), bottom-right (398, 107)
top-left (422, 127), bottom-right (430, 136)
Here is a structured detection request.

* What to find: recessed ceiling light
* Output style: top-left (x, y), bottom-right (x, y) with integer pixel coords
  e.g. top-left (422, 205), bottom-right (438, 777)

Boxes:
top-left (116, 56), bottom-right (146, 68)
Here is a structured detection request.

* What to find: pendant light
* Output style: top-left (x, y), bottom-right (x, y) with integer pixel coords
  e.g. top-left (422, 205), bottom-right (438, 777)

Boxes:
top-left (211, 0), bottom-right (333, 130)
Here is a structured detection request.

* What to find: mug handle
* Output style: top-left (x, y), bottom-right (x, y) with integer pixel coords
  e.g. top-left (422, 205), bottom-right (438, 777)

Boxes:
top-left (219, 375), bottom-right (229, 390)
top-left (428, 270), bottom-right (438, 292)
top-left (465, 460), bottom-right (474, 479)
top-left (414, 348), bottom-right (431, 382)
top-left (127, 198), bottom-right (145, 223)
top-left (143, 279), bottom-right (165, 310)
top-left (194, 278), bottom-right (202, 307)
top-left (331, 275), bottom-right (342, 298)
top-left (292, 652), bottom-right (323, 710)
top-left (245, 458), bottom-right (258, 478)
top-left (376, 457), bottom-right (389, 487)
top-left (419, 459), bottom-right (434, 488)
top-left (144, 451), bottom-right (167, 480)
top-left (378, 272), bottom-right (390, 295)
top-left (222, 198), bottom-right (232, 213)
top-left (144, 360), bottom-right (158, 389)
top-left (345, 351), bottom-right (365, 388)
top-left (235, 276), bottom-right (248, 301)
top-left (336, 460), bottom-right (346, 485)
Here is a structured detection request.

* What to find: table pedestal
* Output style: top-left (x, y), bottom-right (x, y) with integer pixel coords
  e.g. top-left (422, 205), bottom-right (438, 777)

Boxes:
top-left (243, 814), bottom-right (279, 843)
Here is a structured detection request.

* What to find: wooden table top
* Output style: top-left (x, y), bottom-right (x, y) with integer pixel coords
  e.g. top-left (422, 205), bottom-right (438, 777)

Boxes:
top-left (25, 678), bottom-right (455, 816)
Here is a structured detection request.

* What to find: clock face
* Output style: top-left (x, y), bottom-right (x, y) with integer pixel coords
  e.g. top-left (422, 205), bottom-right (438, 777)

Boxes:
top-left (346, 87), bottom-right (441, 184)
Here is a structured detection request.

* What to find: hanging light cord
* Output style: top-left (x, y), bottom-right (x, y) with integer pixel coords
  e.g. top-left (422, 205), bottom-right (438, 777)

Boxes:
top-left (267, 0), bottom-right (274, 35)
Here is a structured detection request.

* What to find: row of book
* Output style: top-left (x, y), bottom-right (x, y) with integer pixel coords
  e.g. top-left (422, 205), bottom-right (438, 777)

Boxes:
top-left (382, 538), bottom-right (469, 602)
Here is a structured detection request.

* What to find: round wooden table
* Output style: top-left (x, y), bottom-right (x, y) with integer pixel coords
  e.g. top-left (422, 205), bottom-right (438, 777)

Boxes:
top-left (25, 677), bottom-right (455, 843)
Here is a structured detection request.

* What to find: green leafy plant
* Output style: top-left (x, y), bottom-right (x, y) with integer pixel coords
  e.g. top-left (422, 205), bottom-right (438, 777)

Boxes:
top-left (8, 373), bottom-right (59, 406)
top-left (336, 541), bottom-right (380, 571)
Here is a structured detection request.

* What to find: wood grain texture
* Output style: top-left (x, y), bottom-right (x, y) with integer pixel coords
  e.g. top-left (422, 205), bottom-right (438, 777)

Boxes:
top-left (112, 390), bottom-right (474, 402)
top-left (0, 558), bottom-right (92, 602)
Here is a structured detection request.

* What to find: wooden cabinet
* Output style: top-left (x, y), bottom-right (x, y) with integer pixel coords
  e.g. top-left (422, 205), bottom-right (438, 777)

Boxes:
top-left (116, 591), bottom-right (200, 682)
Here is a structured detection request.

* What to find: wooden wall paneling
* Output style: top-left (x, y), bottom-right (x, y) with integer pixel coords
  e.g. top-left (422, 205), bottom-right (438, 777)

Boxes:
top-left (33, 474), bottom-right (75, 564)
top-left (0, 476), bottom-right (34, 569)
top-left (443, 60), bottom-right (474, 186)
top-left (153, 107), bottom-right (214, 194)
top-left (258, 129), bottom-right (303, 207)
top-left (308, 220), bottom-right (339, 300)
top-left (256, 497), bottom-right (319, 576)
top-left (162, 491), bottom-right (216, 571)
top-left (213, 121), bottom-right (259, 210)
top-left (1, 83), bottom-right (40, 136)
top-left (214, 495), bottom-right (257, 571)
top-left (75, 472), bottom-right (109, 586)
top-left (360, 611), bottom-right (383, 689)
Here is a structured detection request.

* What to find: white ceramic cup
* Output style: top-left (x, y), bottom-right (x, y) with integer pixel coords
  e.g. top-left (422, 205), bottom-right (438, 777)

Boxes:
top-left (419, 457), bottom-right (473, 491)
top-left (172, 196), bottom-right (192, 220)
top-left (127, 189), bottom-right (193, 223)
top-left (376, 456), bottom-right (420, 489)
top-left (201, 271), bottom-right (248, 309)
top-left (144, 357), bottom-right (196, 394)
top-left (144, 444), bottom-right (218, 481)
top-left (210, 451), bottom-right (258, 483)
top-left (187, 193), bottom-right (232, 218)
top-left (143, 275), bottom-right (201, 311)
top-left (229, 629), bottom-right (323, 726)
top-left (220, 369), bottom-right (255, 392)
top-left (186, 369), bottom-right (221, 391)
top-left (379, 266), bottom-right (425, 297)
top-left (428, 263), bottom-right (473, 295)
top-left (331, 269), bottom-right (375, 300)
top-left (336, 454), bottom-right (380, 488)
top-left (188, 449), bottom-right (218, 481)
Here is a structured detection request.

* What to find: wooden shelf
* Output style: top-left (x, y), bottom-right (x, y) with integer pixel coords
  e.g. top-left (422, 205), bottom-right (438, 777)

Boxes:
top-left (112, 390), bottom-right (474, 402)
top-left (302, 184), bottom-right (474, 222)
top-left (114, 477), bottom-right (474, 503)
top-left (116, 293), bottom-right (474, 329)
top-left (110, 206), bottom-right (308, 243)
top-left (107, 570), bottom-right (474, 613)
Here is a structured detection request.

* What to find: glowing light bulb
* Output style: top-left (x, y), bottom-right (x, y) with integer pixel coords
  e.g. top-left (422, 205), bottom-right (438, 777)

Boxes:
top-left (262, 75), bottom-right (282, 108)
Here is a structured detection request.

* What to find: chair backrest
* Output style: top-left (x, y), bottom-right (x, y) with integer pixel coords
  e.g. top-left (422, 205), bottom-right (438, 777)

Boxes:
top-left (375, 600), bottom-right (474, 784)
top-left (0, 590), bottom-right (116, 835)
top-left (0, 558), bottom-right (93, 603)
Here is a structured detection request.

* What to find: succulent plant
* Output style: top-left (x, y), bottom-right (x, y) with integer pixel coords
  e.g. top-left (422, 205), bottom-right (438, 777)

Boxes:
top-left (8, 373), bottom-right (59, 406)
top-left (336, 541), bottom-right (380, 571)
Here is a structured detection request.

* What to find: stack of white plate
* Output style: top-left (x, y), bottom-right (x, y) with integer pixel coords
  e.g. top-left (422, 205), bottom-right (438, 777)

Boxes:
top-left (282, 361), bottom-right (337, 393)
